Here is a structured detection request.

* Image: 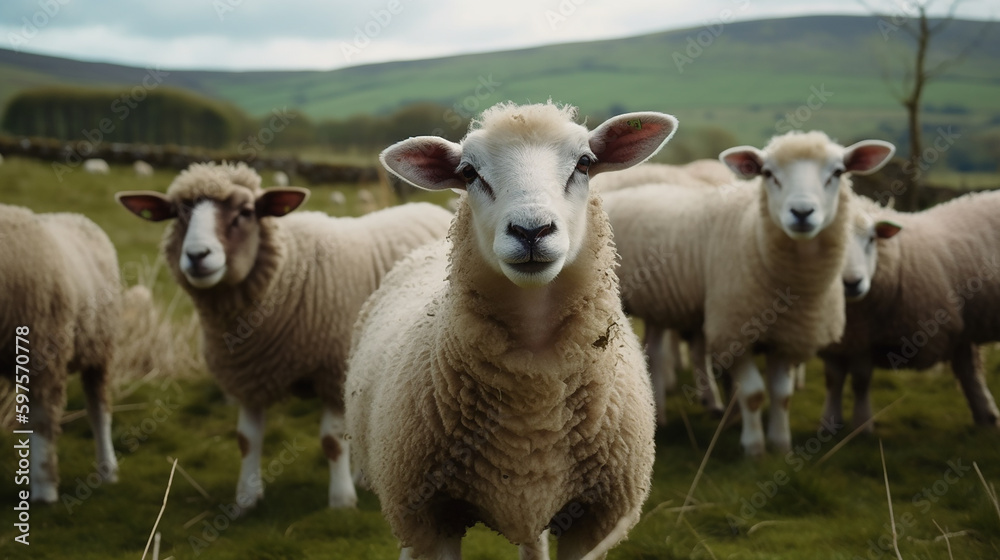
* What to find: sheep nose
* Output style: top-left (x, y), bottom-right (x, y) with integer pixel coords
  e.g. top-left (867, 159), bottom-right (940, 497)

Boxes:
top-left (186, 247), bottom-right (211, 265)
top-left (790, 207), bottom-right (815, 222)
top-left (843, 278), bottom-right (862, 295)
top-left (508, 222), bottom-right (555, 245)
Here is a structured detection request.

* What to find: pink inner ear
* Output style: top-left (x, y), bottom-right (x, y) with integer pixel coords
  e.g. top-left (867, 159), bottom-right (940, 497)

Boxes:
top-left (386, 140), bottom-right (462, 187)
top-left (118, 194), bottom-right (175, 222)
top-left (875, 221), bottom-right (902, 239)
top-left (258, 190), bottom-right (307, 217)
top-left (846, 145), bottom-right (893, 173)
top-left (596, 120), bottom-right (670, 164)
top-left (722, 151), bottom-right (763, 177)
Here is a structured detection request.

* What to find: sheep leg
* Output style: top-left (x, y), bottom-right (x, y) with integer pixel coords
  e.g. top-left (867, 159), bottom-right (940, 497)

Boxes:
top-left (518, 530), bottom-right (549, 560)
top-left (81, 366), bottom-right (119, 483)
top-left (792, 363), bottom-right (806, 391)
top-left (820, 357), bottom-right (847, 429)
top-left (732, 355), bottom-right (767, 457)
top-left (235, 406), bottom-right (265, 509)
top-left (321, 408), bottom-right (358, 508)
top-left (691, 332), bottom-right (724, 415)
top-left (399, 537), bottom-right (461, 560)
top-left (765, 357), bottom-right (794, 453)
top-left (643, 323), bottom-right (669, 425)
top-left (951, 343), bottom-right (1000, 427)
top-left (29, 395), bottom-right (61, 503)
top-left (849, 355), bottom-right (875, 432)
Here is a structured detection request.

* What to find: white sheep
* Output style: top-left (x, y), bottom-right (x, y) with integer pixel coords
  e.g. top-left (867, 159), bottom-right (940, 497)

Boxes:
top-left (272, 170), bottom-right (289, 186)
top-left (116, 161), bottom-right (452, 510)
top-left (83, 158), bottom-right (109, 174)
top-left (0, 204), bottom-right (121, 502)
top-left (329, 190), bottom-right (347, 206)
top-left (592, 160), bottom-right (736, 423)
top-left (356, 187), bottom-right (377, 214)
top-left (601, 131), bottom-right (895, 455)
top-left (820, 191), bottom-right (1000, 430)
top-left (346, 102), bottom-right (676, 559)
top-left (133, 160), bottom-right (154, 177)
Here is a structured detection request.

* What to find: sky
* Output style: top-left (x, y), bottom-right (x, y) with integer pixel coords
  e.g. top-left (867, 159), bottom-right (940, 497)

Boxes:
top-left (0, 0), bottom-right (994, 71)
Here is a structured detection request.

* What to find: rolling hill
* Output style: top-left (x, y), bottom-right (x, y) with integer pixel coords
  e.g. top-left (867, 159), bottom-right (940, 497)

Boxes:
top-left (1, 15), bottom-right (997, 145)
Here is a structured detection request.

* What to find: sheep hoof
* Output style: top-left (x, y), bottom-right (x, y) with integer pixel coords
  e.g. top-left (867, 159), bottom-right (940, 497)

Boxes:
top-left (743, 442), bottom-right (766, 458)
top-left (329, 494), bottom-right (358, 509)
top-left (30, 484), bottom-right (59, 504)
top-left (769, 440), bottom-right (791, 454)
top-left (235, 487), bottom-right (264, 512)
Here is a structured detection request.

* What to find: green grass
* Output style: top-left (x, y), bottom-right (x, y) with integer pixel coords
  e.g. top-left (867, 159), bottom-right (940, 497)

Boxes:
top-left (1, 157), bottom-right (999, 558)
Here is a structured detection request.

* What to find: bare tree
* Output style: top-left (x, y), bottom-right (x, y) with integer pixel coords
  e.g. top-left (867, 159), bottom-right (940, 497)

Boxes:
top-left (866, 0), bottom-right (991, 210)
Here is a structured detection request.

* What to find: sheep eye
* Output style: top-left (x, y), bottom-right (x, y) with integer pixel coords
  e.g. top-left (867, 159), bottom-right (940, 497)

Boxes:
top-left (460, 165), bottom-right (479, 185)
top-left (240, 208), bottom-right (253, 219)
top-left (833, 168), bottom-right (845, 178)
top-left (575, 155), bottom-right (592, 174)
top-left (762, 169), bottom-right (773, 180)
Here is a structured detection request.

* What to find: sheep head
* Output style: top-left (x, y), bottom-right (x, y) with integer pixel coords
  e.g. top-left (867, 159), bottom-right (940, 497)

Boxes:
top-left (842, 197), bottom-right (902, 301)
top-left (380, 101), bottom-right (677, 288)
top-left (116, 162), bottom-right (308, 290)
top-left (721, 131), bottom-right (895, 241)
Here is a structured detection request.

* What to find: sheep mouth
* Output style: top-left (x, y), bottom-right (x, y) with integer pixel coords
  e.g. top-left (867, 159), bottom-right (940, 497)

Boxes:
top-left (507, 260), bottom-right (554, 275)
top-left (183, 265), bottom-right (226, 288)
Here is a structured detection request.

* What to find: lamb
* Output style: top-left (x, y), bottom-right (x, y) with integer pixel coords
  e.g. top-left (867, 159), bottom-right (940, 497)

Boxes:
top-left (133, 160), bottom-right (154, 177)
top-left (0, 204), bottom-right (121, 503)
top-left (601, 131), bottom-right (895, 455)
top-left (592, 159), bottom-right (736, 422)
top-left (272, 170), bottom-right (289, 186)
top-left (346, 102), bottom-right (675, 559)
top-left (329, 190), bottom-right (347, 206)
top-left (84, 158), bottom-right (109, 174)
top-left (356, 187), bottom-right (377, 214)
top-left (820, 191), bottom-right (1000, 431)
top-left (115, 161), bottom-right (452, 510)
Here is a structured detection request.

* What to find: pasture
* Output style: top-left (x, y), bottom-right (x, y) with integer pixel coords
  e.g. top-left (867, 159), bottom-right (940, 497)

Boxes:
top-left (0, 156), bottom-right (999, 559)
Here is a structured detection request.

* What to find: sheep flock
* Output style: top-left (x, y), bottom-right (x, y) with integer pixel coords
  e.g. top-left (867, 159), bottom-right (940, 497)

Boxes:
top-left (1, 98), bottom-right (998, 559)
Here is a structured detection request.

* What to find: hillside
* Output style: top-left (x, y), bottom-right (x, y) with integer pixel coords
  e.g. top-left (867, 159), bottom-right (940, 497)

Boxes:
top-left (1, 15), bottom-right (998, 144)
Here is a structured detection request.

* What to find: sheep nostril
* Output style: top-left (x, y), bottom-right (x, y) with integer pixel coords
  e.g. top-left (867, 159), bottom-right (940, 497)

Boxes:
top-left (790, 207), bottom-right (815, 221)
top-left (508, 222), bottom-right (556, 244)
top-left (843, 278), bottom-right (862, 293)
top-left (187, 248), bottom-right (211, 264)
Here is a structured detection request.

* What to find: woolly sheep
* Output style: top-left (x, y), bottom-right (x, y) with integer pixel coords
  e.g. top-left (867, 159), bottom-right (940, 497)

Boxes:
top-left (601, 131), bottom-right (895, 455)
top-left (820, 191), bottom-right (1000, 430)
top-left (116, 162), bottom-right (452, 510)
top-left (592, 160), bottom-right (736, 423)
top-left (272, 170), bottom-right (289, 186)
top-left (347, 102), bottom-right (675, 559)
top-left (84, 158), bottom-right (110, 174)
top-left (357, 187), bottom-right (377, 214)
top-left (329, 190), bottom-right (347, 206)
top-left (133, 160), bottom-right (154, 177)
top-left (0, 204), bottom-right (121, 502)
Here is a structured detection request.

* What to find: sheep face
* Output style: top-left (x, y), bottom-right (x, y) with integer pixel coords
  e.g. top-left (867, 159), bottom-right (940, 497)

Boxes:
top-left (843, 211), bottom-right (902, 301)
top-left (379, 102), bottom-right (677, 288)
top-left (116, 186), bottom-right (309, 289)
top-left (721, 134), bottom-right (895, 241)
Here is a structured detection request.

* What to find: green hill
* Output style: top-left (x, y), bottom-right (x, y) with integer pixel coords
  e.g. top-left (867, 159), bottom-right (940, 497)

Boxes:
top-left (0, 15), bottom-right (997, 145)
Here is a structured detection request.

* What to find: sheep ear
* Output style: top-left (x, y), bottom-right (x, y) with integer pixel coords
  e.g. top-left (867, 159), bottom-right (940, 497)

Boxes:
top-left (380, 137), bottom-right (465, 191)
top-left (875, 220), bottom-right (902, 239)
top-left (588, 112), bottom-right (678, 175)
top-left (116, 191), bottom-right (176, 222)
top-left (720, 147), bottom-right (766, 179)
top-left (843, 140), bottom-right (895, 175)
top-left (257, 187), bottom-right (310, 217)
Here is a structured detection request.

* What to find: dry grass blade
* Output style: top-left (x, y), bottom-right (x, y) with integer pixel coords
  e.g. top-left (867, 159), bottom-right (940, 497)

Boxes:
top-left (880, 440), bottom-right (904, 560)
top-left (675, 396), bottom-right (701, 455)
top-left (579, 515), bottom-right (632, 560)
top-left (815, 395), bottom-right (906, 467)
top-left (680, 515), bottom-right (718, 560)
top-left (142, 458), bottom-right (178, 560)
top-left (168, 457), bottom-right (211, 500)
top-left (973, 461), bottom-right (1000, 526)
top-left (676, 392), bottom-right (737, 527)
top-left (747, 520), bottom-right (794, 536)
top-left (933, 520), bottom-right (954, 560)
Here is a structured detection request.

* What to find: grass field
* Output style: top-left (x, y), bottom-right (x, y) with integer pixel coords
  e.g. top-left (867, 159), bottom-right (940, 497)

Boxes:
top-left (1, 157), bottom-right (999, 559)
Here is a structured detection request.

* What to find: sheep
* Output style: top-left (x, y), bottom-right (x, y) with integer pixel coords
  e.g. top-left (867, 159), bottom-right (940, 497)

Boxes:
top-left (272, 170), bottom-right (289, 187)
top-left (0, 204), bottom-right (121, 503)
top-left (356, 187), bottom-right (377, 214)
top-left (601, 131), bottom-right (895, 455)
top-left (84, 158), bottom-right (109, 174)
top-left (133, 160), bottom-right (154, 177)
top-left (820, 191), bottom-right (1000, 431)
top-left (346, 101), bottom-right (676, 560)
top-left (592, 160), bottom-right (736, 422)
top-left (329, 190), bottom-right (347, 206)
top-left (115, 161), bottom-right (453, 510)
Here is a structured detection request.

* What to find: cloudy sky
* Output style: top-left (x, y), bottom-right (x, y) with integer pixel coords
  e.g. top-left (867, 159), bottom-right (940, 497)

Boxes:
top-left (1, 0), bottom-right (993, 71)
